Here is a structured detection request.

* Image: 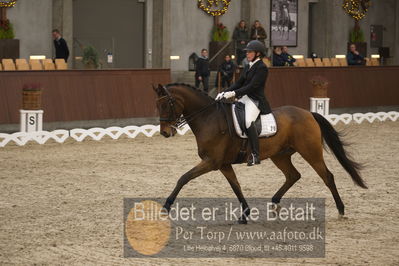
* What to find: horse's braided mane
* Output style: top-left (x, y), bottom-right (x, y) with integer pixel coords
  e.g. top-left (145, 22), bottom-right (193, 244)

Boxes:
top-left (166, 83), bottom-right (214, 100)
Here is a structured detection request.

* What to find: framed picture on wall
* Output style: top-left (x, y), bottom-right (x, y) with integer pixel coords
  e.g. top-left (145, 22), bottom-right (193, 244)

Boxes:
top-left (270, 0), bottom-right (298, 47)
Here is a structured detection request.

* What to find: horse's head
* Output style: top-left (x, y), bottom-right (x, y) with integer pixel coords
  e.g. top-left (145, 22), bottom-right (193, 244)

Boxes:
top-left (153, 84), bottom-right (184, 138)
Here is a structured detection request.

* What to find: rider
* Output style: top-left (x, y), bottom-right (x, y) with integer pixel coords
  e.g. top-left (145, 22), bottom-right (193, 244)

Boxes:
top-left (216, 40), bottom-right (272, 166)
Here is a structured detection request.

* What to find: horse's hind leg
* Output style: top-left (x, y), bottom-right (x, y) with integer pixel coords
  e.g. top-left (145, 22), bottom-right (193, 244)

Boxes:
top-left (298, 145), bottom-right (345, 216)
top-left (220, 165), bottom-right (250, 224)
top-left (270, 153), bottom-right (301, 204)
top-left (311, 160), bottom-right (345, 216)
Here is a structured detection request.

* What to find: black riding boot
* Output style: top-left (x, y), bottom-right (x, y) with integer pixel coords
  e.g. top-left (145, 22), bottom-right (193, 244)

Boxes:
top-left (247, 122), bottom-right (260, 166)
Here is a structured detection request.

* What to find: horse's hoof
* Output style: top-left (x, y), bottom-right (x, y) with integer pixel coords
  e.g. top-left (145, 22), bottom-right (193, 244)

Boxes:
top-left (236, 218), bottom-right (247, 225)
top-left (275, 204), bottom-right (281, 214)
top-left (268, 203), bottom-right (281, 219)
top-left (163, 204), bottom-right (171, 213)
top-left (338, 214), bottom-right (348, 220)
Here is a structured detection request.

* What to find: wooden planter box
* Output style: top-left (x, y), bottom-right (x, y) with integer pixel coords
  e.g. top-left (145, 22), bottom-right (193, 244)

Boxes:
top-left (0, 39), bottom-right (20, 60)
top-left (22, 88), bottom-right (42, 110)
top-left (312, 84), bottom-right (328, 98)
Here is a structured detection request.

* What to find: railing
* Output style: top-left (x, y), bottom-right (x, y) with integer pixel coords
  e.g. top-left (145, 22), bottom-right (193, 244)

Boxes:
top-left (1, 111), bottom-right (398, 147)
top-left (209, 40), bottom-right (237, 93)
top-left (209, 41), bottom-right (234, 64)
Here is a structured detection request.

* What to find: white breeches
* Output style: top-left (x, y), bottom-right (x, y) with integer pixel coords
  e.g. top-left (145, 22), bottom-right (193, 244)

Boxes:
top-left (238, 95), bottom-right (260, 128)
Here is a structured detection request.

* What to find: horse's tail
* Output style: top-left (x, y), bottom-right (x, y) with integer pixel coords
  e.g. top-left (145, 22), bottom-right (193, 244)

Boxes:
top-left (312, 112), bottom-right (367, 189)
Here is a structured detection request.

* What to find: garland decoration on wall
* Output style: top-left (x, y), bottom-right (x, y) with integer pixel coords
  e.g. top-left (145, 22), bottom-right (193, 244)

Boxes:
top-left (198, 0), bottom-right (231, 17)
top-left (0, 0), bottom-right (17, 8)
top-left (342, 0), bottom-right (371, 21)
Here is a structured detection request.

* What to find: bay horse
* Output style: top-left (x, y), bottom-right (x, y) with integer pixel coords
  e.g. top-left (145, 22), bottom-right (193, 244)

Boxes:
top-left (154, 83), bottom-right (367, 223)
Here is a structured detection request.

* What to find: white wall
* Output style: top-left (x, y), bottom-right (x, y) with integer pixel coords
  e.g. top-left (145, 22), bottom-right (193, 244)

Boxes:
top-left (8, 0), bottom-right (53, 59)
top-left (274, 0), bottom-right (316, 57)
top-left (170, 0), bottom-right (241, 72)
top-left (249, 0), bottom-right (270, 52)
top-left (312, 0), bottom-right (398, 62)
top-left (169, 0), bottom-right (316, 71)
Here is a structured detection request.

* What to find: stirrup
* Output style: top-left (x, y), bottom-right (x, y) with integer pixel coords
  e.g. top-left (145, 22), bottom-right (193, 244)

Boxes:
top-left (247, 153), bottom-right (260, 166)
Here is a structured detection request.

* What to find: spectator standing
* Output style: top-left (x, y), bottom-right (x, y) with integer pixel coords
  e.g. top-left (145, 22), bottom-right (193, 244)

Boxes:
top-left (272, 46), bottom-right (286, 67)
top-left (195, 49), bottom-right (210, 92)
top-left (216, 55), bottom-right (236, 89)
top-left (52, 29), bottom-right (70, 62)
top-left (233, 20), bottom-right (250, 66)
top-left (347, 44), bottom-right (365, 65)
top-left (281, 46), bottom-right (296, 66)
top-left (250, 20), bottom-right (267, 45)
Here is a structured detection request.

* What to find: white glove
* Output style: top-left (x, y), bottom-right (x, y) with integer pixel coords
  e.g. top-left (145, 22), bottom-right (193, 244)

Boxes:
top-left (223, 91), bottom-right (236, 99)
top-left (215, 92), bottom-right (225, 101)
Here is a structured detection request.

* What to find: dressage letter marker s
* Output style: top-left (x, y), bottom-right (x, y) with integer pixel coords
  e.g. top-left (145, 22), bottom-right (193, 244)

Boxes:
top-left (20, 110), bottom-right (43, 132)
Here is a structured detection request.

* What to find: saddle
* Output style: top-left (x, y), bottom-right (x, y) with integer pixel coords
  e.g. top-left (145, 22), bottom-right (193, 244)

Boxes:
top-left (232, 102), bottom-right (277, 138)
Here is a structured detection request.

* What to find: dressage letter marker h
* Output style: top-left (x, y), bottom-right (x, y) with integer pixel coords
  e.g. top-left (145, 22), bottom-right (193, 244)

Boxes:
top-left (310, 98), bottom-right (330, 116)
top-left (20, 110), bottom-right (43, 132)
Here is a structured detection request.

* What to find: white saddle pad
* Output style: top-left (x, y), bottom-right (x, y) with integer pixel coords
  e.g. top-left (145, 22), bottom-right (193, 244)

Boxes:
top-left (232, 105), bottom-right (277, 138)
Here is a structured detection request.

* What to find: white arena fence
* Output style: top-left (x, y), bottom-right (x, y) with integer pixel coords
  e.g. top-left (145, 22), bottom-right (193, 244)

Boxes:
top-left (0, 111), bottom-right (398, 148)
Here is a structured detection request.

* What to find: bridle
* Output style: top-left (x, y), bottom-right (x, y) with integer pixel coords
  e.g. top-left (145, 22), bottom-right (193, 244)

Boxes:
top-left (156, 87), bottom-right (184, 127)
top-left (156, 86), bottom-right (216, 129)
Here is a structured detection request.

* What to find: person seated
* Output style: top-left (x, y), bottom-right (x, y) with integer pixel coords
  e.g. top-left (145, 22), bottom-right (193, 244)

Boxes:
top-left (347, 44), bottom-right (365, 65)
top-left (216, 55), bottom-right (236, 89)
top-left (281, 46), bottom-right (296, 66)
top-left (272, 46), bottom-right (286, 67)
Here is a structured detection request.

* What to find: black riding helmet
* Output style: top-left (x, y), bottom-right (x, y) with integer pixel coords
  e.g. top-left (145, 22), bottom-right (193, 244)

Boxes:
top-left (243, 40), bottom-right (266, 57)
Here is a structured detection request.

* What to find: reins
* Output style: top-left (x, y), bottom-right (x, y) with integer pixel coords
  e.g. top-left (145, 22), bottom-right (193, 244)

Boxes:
top-left (157, 86), bottom-right (217, 129)
top-left (157, 85), bottom-right (233, 136)
top-left (175, 101), bottom-right (216, 128)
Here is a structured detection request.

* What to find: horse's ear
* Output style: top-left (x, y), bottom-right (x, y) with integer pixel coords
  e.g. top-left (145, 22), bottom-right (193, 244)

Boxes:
top-left (153, 84), bottom-right (166, 96)
top-left (155, 84), bottom-right (167, 96)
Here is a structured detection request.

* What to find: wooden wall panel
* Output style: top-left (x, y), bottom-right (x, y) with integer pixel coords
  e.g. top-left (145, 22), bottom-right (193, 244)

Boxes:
top-left (0, 67), bottom-right (398, 125)
top-left (0, 69), bottom-right (170, 124)
top-left (266, 66), bottom-right (399, 109)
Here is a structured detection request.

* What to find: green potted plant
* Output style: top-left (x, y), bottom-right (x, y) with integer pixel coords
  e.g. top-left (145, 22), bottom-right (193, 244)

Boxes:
top-left (82, 45), bottom-right (99, 69)
top-left (348, 21), bottom-right (367, 57)
top-left (0, 19), bottom-right (14, 39)
top-left (0, 19), bottom-right (19, 59)
top-left (0, 1), bottom-right (19, 59)
top-left (209, 23), bottom-right (233, 70)
top-left (350, 25), bottom-right (364, 43)
top-left (211, 23), bottom-right (229, 42)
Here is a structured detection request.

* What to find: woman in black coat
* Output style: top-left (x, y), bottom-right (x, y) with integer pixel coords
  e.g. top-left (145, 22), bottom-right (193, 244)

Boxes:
top-left (216, 40), bottom-right (272, 166)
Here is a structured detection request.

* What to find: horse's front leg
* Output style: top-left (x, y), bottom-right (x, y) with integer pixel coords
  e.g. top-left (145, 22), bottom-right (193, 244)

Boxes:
top-left (164, 160), bottom-right (214, 212)
top-left (220, 164), bottom-right (251, 224)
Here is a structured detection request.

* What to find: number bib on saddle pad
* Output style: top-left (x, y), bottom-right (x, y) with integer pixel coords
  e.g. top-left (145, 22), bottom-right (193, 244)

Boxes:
top-left (232, 102), bottom-right (277, 138)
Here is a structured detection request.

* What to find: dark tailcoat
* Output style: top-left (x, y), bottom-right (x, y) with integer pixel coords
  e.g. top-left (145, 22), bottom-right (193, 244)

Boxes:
top-left (226, 60), bottom-right (272, 114)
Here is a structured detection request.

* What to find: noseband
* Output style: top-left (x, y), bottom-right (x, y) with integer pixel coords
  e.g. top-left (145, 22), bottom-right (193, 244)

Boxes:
top-left (156, 86), bottom-right (186, 128)
top-left (156, 86), bottom-right (216, 128)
